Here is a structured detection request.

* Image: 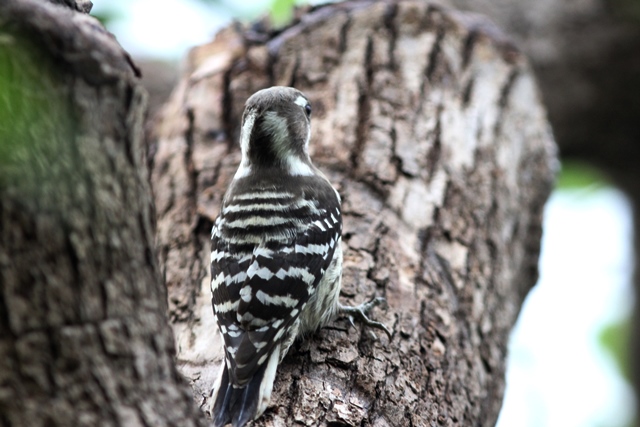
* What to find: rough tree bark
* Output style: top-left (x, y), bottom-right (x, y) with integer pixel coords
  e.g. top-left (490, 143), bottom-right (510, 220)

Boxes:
top-left (436, 2), bottom-right (640, 417)
top-left (0, 1), bottom-right (205, 426)
top-left (151, 1), bottom-right (556, 425)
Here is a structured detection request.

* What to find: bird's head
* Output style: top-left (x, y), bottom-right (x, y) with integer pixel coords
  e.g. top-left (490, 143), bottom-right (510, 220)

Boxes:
top-left (235, 86), bottom-right (314, 179)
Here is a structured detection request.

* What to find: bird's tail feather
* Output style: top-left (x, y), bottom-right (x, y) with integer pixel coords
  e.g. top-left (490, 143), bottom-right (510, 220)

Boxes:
top-left (211, 364), bottom-right (233, 427)
top-left (211, 345), bottom-right (281, 427)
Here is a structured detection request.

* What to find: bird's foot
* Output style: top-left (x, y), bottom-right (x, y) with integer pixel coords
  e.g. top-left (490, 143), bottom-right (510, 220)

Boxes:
top-left (338, 297), bottom-right (392, 339)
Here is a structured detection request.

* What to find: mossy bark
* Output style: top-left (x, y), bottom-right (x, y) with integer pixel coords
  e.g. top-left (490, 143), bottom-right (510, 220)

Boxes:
top-left (0, 1), bottom-right (205, 426)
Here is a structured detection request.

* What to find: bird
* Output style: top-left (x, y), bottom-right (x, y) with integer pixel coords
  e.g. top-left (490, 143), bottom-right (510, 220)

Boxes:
top-left (209, 86), bottom-right (390, 427)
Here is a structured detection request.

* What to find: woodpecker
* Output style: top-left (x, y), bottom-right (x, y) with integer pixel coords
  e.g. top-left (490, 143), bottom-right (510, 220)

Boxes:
top-left (209, 86), bottom-right (390, 427)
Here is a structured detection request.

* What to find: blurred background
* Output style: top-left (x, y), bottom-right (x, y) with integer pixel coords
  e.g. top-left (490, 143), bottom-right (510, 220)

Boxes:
top-left (90, 1), bottom-right (637, 425)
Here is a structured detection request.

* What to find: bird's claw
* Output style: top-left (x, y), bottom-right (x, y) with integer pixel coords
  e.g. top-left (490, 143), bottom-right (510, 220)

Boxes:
top-left (338, 296), bottom-right (392, 339)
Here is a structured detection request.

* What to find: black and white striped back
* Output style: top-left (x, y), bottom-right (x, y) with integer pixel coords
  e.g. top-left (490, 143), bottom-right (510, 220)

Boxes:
top-left (210, 172), bottom-right (341, 386)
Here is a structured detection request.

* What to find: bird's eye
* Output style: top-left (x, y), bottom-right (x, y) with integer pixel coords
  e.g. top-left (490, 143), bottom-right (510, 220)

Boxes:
top-left (304, 103), bottom-right (312, 117)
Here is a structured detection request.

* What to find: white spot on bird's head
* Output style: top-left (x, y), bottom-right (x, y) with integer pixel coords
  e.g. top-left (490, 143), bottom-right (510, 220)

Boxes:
top-left (294, 95), bottom-right (308, 108)
top-left (235, 109), bottom-right (257, 179)
top-left (240, 109), bottom-right (257, 157)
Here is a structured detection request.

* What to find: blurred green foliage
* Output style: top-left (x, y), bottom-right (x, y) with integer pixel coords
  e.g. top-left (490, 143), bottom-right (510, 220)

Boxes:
top-left (269, 0), bottom-right (298, 27)
top-left (599, 316), bottom-right (632, 384)
top-left (556, 160), bottom-right (635, 427)
top-left (93, 0), bottom-right (306, 31)
top-left (196, 0), bottom-right (303, 25)
top-left (574, 155), bottom-right (637, 427)
top-left (555, 160), bottom-right (609, 191)
top-left (91, 8), bottom-right (124, 26)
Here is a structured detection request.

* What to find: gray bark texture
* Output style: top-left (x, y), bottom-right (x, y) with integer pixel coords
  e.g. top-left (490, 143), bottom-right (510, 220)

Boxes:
top-left (151, 1), bottom-right (556, 425)
top-left (0, 1), bottom-right (205, 426)
top-left (440, 0), bottom-right (640, 417)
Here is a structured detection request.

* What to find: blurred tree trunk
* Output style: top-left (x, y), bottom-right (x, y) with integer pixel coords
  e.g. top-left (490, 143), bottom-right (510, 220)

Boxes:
top-left (152, 1), bottom-right (555, 425)
top-left (440, 0), bottom-right (640, 419)
top-left (0, 1), bottom-right (205, 426)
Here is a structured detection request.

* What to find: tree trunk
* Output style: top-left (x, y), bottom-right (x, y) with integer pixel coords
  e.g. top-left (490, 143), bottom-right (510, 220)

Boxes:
top-left (151, 1), bottom-right (556, 425)
top-left (443, 1), bottom-right (640, 417)
top-left (0, 1), bottom-right (205, 426)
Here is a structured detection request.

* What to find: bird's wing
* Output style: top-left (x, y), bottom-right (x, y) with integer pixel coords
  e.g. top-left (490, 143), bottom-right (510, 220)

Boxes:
top-left (210, 190), bottom-right (341, 385)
